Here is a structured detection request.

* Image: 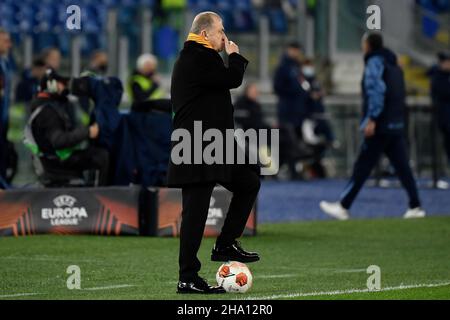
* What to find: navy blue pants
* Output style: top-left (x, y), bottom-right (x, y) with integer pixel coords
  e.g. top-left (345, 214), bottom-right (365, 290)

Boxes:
top-left (340, 134), bottom-right (421, 210)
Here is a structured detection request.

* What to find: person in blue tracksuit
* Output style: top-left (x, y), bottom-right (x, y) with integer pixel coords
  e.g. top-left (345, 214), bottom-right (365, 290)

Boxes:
top-left (320, 33), bottom-right (426, 220)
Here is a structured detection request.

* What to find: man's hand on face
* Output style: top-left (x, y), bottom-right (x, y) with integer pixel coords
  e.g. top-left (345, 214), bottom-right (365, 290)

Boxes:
top-left (224, 35), bottom-right (239, 55)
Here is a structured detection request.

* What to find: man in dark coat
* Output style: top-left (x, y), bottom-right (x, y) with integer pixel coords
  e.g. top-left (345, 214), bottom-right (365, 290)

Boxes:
top-left (273, 42), bottom-right (309, 179)
top-left (273, 42), bottom-right (308, 129)
top-left (430, 52), bottom-right (450, 166)
top-left (168, 12), bottom-right (260, 294)
top-left (320, 33), bottom-right (425, 220)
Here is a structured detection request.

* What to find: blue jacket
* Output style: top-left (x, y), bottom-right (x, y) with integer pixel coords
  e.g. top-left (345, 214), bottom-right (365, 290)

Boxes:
top-left (274, 54), bottom-right (308, 127)
top-left (0, 56), bottom-right (11, 128)
top-left (0, 56), bottom-right (12, 187)
top-left (361, 48), bottom-right (406, 134)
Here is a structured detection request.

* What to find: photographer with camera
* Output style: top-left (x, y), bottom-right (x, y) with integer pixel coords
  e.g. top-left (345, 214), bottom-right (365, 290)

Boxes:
top-left (28, 69), bottom-right (110, 186)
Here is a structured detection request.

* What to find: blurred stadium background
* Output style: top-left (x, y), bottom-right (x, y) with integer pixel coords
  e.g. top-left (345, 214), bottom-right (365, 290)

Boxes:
top-left (1, 0), bottom-right (449, 187)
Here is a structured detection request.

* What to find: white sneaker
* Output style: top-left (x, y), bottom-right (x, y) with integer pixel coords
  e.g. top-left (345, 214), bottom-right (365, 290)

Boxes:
top-left (320, 201), bottom-right (350, 221)
top-left (403, 207), bottom-right (426, 219)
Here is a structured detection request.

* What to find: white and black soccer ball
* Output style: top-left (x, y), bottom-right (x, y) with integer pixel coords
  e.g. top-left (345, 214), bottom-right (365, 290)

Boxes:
top-left (216, 261), bottom-right (253, 293)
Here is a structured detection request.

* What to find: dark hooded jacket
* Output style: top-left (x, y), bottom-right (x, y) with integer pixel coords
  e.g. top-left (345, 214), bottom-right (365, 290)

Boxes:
top-left (361, 48), bottom-right (406, 134)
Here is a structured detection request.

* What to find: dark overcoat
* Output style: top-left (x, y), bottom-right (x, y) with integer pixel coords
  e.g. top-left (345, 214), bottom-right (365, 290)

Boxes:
top-left (167, 41), bottom-right (249, 187)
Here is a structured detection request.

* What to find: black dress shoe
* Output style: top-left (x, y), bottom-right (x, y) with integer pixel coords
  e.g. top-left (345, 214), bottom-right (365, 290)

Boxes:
top-left (177, 277), bottom-right (226, 294)
top-left (211, 241), bottom-right (260, 263)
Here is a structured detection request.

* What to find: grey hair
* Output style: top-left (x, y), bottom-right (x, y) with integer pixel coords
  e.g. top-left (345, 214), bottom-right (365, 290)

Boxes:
top-left (136, 53), bottom-right (157, 71)
top-left (0, 27), bottom-right (9, 35)
top-left (189, 11), bottom-right (222, 34)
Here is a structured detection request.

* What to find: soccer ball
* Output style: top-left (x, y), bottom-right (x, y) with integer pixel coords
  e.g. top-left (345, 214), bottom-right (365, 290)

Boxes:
top-left (216, 261), bottom-right (253, 293)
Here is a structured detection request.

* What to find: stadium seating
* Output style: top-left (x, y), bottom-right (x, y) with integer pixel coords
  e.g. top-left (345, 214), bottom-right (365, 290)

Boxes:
top-left (0, 0), bottom-right (290, 58)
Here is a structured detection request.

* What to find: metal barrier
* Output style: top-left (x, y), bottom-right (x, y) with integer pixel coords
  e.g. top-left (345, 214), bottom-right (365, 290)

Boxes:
top-left (256, 94), bottom-right (449, 186)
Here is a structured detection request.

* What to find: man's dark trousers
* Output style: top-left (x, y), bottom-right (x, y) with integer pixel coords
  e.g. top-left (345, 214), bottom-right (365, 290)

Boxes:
top-left (441, 126), bottom-right (450, 164)
top-left (340, 133), bottom-right (421, 210)
top-left (179, 165), bottom-right (260, 282)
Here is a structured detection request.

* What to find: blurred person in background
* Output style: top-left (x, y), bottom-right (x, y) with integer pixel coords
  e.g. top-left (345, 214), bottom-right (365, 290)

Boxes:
top-left (273, 42), bottom-right (309, 179)
top-left (79, 51), bottom-right (109, 115)
top-left (82, 50), bottom-right (109, 77)
top-left (0, 28), bottom-right (13, 189)
top-left (234, 83), bottom-right (269, 131)
top-left (29, 70), bottom-right (109, 186)
top-left (274, 42), bottom-right (307, 131)
top-left (15, 57), bottom-right (47, 106)
top-left (320, 33), bottom-right (425, 220)
top-left (127, 53), bottom-right (165, 104)
top-left (430, 51), bottom-right (450, 167)
top-left (302, 58), bottom-right (336, 179)
top-left (42, 47), bottom-right (62, 72)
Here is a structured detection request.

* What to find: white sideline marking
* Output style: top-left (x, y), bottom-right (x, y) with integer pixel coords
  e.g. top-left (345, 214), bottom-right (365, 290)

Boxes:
top-left (258, 274), bottom-right (298, 279)
top-left (243, 281), bottom-right (450, 300)
top-left (0, 255), bottom-right (100, 263)
top-left (0, 285), bottom-right (135, 298)
top-left (83, 284), bottom-right (135, 291)
top-left (333, 268), bottom-right (367, 273)
top-left (0, 293), bottom-right (42, 298)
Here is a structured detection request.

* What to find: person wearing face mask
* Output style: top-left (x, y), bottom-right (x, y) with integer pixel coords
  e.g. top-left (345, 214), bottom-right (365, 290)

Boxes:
top-left (28, 69), bottom-right (109, 186)
top-left (127, 53), bottom-right (166, 104)
top-left (301, 59), bottom-right (336, 179)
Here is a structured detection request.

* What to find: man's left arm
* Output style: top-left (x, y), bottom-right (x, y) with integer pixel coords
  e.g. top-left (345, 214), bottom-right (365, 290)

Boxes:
top-left (361, 56), bottom-right (386, 131)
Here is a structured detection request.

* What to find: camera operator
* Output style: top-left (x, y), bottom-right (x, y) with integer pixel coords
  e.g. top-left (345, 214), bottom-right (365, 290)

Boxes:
top-left (29, 70), bottom-right (110, 186)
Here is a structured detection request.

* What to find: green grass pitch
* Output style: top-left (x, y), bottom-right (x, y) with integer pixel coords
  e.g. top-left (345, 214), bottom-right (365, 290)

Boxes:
top-left (0, 217), bottom-right (449, 300)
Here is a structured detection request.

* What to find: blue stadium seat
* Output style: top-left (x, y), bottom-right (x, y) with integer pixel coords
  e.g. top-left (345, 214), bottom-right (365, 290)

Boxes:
top-left (216, 0), bottom-right (233, 11)
top-left (268, 9), bottom-right (288, 33)
top-left (139, 0), bottom-right (155, 7)
top-left (194, 0), bottom-right (217, 12)
top-left (235, 0), bottom-right (252, 10)
top-left (154, 26), bottom-right (179, 59)
top-left (232, 9), bottom-right (255, 32)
